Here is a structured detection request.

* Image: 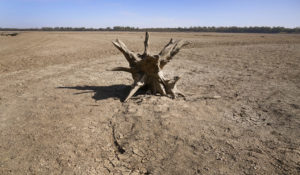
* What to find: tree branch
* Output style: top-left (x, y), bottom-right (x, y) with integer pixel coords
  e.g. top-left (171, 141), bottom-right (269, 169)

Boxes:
top-left (165, 76), bottom-right (182, 98)
top-left (143, 31), bottom-right (149, 55)
top-left (112, 39), bottom-right (138, 67)
top-left (159, 40), bottom-right (189, 69)
top-left (123, 75), bottom-right (146, 102)
top-left (111, 67), bottom-right (132, 73)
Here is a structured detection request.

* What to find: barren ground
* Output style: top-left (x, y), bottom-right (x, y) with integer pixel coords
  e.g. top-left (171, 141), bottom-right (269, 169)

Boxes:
top-left (0, 32), bottom-right (299, 175)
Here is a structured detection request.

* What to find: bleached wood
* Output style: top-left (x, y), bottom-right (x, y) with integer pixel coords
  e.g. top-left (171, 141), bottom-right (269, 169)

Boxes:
top-left (112, 39), bottom-right (138, 67)
top-left (112, 32), bottom-right (189, 102)
top-left (143, 31), bottom-right (149, 55)
top-left (111, 67), bottom-right (132, 73)
top-left (159, 40), bottom-right (189, 69)
top-left (124, 75), bottom-right (146, 102)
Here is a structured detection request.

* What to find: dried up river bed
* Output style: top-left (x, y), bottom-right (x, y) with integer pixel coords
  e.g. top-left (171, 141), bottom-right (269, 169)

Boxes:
top-left (0, 32), bottom-right (299, 174)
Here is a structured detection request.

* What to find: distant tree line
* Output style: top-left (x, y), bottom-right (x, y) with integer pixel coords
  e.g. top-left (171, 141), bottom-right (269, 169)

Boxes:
top-left (1, 26), bottom-right (299, 33)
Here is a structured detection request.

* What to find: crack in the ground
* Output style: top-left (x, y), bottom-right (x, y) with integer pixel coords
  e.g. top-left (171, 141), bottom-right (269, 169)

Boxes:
top-left (111, 123), bottom-right (125, 154)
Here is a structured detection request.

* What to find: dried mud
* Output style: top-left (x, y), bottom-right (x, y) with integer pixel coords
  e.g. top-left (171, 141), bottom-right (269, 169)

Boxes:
top-left (0, 32), bottom-right (299, 174)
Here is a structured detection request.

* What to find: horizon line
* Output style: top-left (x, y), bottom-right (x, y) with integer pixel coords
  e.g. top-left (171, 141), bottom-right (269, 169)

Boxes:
top-left (1, 26), bottom-right (300, 29)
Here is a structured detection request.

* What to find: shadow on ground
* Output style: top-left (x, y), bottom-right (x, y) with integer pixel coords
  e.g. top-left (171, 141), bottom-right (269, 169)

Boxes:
top-left (57, 84), bottom-right (131, 101)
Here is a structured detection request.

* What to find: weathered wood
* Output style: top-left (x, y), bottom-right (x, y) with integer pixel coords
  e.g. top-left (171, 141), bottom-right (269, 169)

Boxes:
top-left (112, 32), bottom-right (188, 102)
top-left (143, 31), bottom-right (149, 55)
top-left (111, 67), bottom-right (132, 73)
top-left (124, 75), bottom-right (146, 102)
top-left (112, 39), bottom-right (138, 67)
top-left (159, 40), bottom-right (189, 69)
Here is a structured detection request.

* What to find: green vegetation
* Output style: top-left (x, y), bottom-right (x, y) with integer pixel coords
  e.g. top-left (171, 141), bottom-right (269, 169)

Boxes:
top-left (1, 26), bottom-right (299, 33)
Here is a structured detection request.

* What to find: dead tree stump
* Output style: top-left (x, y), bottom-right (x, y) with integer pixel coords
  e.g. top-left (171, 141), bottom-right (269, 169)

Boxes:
top-left (112, 32), bottom-right (189, 102)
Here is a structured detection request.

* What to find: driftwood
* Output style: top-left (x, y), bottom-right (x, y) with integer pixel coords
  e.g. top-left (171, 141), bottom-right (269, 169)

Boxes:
top-left (112, 32), bottom-right (189, 102)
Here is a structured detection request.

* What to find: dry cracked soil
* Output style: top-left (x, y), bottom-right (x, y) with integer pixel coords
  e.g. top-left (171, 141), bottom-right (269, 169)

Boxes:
top-left (0, 32), bottom-right (299, 174)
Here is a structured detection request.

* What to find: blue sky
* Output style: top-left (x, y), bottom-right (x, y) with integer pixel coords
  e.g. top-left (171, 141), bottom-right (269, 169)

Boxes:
top-left (0, 0), bottom-right (299, 28)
